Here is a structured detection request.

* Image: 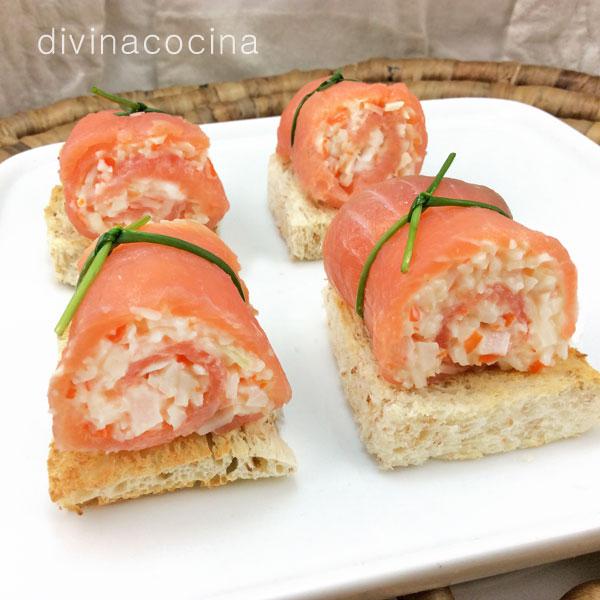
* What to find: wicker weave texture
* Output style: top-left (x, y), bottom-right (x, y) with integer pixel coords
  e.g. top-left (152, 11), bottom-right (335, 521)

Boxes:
top-left (1, 57), bottom-right (599, 163)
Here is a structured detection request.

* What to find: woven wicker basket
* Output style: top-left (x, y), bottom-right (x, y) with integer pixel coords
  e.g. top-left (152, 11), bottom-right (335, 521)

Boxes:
top-left (1, 57), bottom-right (599, 163)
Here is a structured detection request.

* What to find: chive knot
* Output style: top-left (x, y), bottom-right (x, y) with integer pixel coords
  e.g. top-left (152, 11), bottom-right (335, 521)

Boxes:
top-left (354, 153), bottom-right (512, 318)
top-left (99, 227), bottom-right (124, 246)
top-left (407, 192), bottom-right (429, 222)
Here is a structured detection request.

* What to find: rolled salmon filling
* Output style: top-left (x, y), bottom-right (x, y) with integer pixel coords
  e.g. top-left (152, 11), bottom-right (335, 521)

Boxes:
top-left (64, 307), bottom-right (275, 446)
top-left (324, 176), bottom-right (577, 391)
top-left (60, 111), bottom-right (230, 239)
top-left (318, 99), bottom-right (423, 188)
top-left (49, 220), bottom-right (290, 453)
top-left (276, 79), bottom-right (427, 209)
top-left (391, 240), bottom-right (569, 388)
top-left (76, 136), bottom-right (210, 235)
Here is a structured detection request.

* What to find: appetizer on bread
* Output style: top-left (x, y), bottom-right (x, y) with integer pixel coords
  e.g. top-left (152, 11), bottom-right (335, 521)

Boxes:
top-left (268, 71), bottom-right (427, 260)
top-left (323, 154), bottom-right (600, 467)
top-left (48, 219), bottom-right (295, 511)
top-left (45, 88), bottom-right (229, 286)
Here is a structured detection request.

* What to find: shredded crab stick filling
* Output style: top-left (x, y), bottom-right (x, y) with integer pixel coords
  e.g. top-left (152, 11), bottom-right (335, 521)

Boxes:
top-left (277, 78), bottom-right (427, 209)
top-left (48, 220), bottom-right (290, 452)
top-left (60, 110), bottom-right (229, 238)
top-left (323, 176), bottom-right (577, 389)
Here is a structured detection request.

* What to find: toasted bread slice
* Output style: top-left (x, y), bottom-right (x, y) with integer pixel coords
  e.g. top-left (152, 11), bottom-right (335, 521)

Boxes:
top-left (267, 153), bottom-right (335, 261)
top-left (48, 416), bottom-right (296, 513)
top-left (44, 185), bottom-right (88, 287)
top-left (324, 285), bottom-right (600, 469)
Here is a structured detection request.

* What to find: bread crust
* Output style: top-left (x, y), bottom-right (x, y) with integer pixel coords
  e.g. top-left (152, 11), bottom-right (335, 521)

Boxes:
top-left (267, 153), bottom-right (335, 261)
top-left (44, 185), bottom-right (88, 286)
top-left (324, 285), bottom-right (600, 468)
top-left (48, 416), bottom-right (296, 512)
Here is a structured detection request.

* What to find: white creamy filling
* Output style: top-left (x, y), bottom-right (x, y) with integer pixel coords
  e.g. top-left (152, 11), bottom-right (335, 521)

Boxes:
top-left (319, 99), bottom-right (421, 188)
top-left (392, 240), bottom-right (569, 388)
top-left (76, 138), bottom-right (209, 234)
top-left (71, 309), bottom-right (273, 440)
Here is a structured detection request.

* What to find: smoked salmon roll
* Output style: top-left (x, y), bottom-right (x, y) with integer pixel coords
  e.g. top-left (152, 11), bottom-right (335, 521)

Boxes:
top-left (46, 107), bottom-right (230, 287)
top-left (60, 111), bottom-right (229, 237)
top-left (268, 72), bottom-right (427, 260)
top-left (324, 176), bottom-right (577, 389)
top-left (49, 220), bottom-right (290, 453)
top-left (323, 166), bottom-right (600, 469)
top-left (48, 219), bottom-right (296, 510)
top-left (278, 78), bottom-right (427, 206)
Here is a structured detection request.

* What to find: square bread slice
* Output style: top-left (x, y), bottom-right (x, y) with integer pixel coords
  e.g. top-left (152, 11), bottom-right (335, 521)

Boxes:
top-left (267, 153), bottom-right (336, 260)
top-left (324, 285), bottom-right (600, 469)
top-left (48, 416), bottom-right (296, 513)
top-left (44, 185), bottom-right (88, 287)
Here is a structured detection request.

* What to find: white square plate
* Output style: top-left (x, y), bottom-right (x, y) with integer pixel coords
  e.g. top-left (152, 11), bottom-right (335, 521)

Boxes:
top-left (1, 99), bottom-right (599, 600)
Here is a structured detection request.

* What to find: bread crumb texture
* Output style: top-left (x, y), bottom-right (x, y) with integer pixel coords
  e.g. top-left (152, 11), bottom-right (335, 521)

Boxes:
top-left (44, 185), bottom-right (88, 287)
top-left (267, 153), bottom-right (336, 261)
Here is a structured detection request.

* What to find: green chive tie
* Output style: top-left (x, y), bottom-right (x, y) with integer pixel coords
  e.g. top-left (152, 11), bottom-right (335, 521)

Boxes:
top-left (355, 153), bottom-right (512, 318)
top-left (290, 69), bottom-right (354, 146)
top-left (91, 86), bottom-right (169, 116)
top-left (55, 217), bottom-right (245, 336)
